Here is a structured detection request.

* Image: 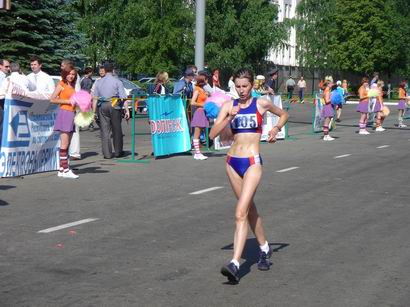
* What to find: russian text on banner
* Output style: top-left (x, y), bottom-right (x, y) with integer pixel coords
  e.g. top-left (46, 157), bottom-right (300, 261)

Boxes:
top-left (147, 95), bottom-right (191, 157)
top-left (1, 96), bottom-right (59, 177)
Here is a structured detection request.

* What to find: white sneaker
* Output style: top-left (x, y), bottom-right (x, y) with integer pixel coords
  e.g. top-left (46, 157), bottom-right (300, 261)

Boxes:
top-left (194, 153), bottom-right (208, 160)
top-left (323, 135), bottom-right (335, 141)
top-left (375, 126), bottom-right (385, 132)
top-left (61, 169), bottom-right (79, 179)
top-left (398, 123), bottom-right (407, 128)
top-left (359, 129), bottom-right (370, 135)
top-left (57, 171), bottom-right (63, 177)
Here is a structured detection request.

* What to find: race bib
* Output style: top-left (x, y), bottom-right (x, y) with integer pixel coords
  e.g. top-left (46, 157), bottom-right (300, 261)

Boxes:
top-left (231, 114), bottom-right (259, 129)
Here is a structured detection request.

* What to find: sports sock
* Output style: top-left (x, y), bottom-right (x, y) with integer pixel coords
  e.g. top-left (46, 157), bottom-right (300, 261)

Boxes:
top-left (260, 241), bottom-right (270, 254)
top-left (193, 139), bottom-right (201, 155)
top-left (230, 259), bottom-right (240, 269)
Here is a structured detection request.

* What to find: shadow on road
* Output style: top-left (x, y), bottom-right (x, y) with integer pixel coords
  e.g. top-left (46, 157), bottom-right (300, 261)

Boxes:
top-left (0, 199), bottom-right (10, 206)
top-left (221, 238), bottom-right (289, 283)
top-left (0, 185), bottom-right (16, 191)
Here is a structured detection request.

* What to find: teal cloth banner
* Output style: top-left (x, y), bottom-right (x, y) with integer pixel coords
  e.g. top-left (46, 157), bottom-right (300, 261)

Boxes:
top-left (147, 95), bottom-right (191, 157)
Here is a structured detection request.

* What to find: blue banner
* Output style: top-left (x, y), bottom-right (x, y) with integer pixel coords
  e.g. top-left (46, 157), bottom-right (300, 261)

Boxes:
top-left (1, 97), bottom-right (59, 177)
top-left (147, 95), bottom-right (191, 157)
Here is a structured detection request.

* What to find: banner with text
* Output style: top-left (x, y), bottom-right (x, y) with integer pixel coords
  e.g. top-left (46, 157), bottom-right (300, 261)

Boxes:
top-left (260, 94), bottom-right (286, 141)
top-left (147, 95), bottom-right (191, 157)
top-left (1, 96), bottom-right (59, 177)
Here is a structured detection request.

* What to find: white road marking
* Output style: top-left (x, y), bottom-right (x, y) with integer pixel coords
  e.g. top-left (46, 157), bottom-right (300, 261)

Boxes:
top-left (276, 166), bottom-right (299, 173)
top-left (189, 186), bottom-right (223, 195)
top-left (334, 154), bottom-right (351, 159)
top-left (377, 145), bottom-right (390, 149)
top-left (38, 218), bottom-right (99, 233)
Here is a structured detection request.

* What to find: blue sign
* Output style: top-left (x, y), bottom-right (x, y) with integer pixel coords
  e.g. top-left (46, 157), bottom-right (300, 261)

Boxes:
top-left (147, 95), bottom-right (191, 157)
top-left (1, 97), bottom-right (59, 177)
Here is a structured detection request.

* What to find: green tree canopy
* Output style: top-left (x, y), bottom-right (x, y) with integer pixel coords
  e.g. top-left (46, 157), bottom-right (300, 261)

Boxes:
top-left (296, 0), bottom-right (410, 76)
top-left (75, 0), bottom-right (288, 78)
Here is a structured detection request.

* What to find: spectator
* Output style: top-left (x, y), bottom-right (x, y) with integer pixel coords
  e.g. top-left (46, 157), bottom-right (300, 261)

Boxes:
top-left (27, 55), bottom-right (55, 98)
top-left (93, 62), bottom-right (130, 159)
top-left (286, 76), bottom-right (296, 99)
top-left (297, 76), bottom-right (306, 103)
top-left (212, 68), bottom-right (221, 89)
top-left (370, 72), bottom-right (379, 85)
top-left (173, 68), bottom-right (195, 99)
top-left (80, 67), bottom-right (94, 93)
top-left (152, 71), bottom-right (170, 95)
top-left (0, 59), bottom-right (10, 146)
top-left (266, 68), bottom-right (278, 95)
top-left (50, 67), bottom-right (79, 179)
top-left (190, 73), bottom-right (209, 160)
top-left (7, 62), bottom-right (30, 91)
top-left (60, 59), bottom-right (81, 160)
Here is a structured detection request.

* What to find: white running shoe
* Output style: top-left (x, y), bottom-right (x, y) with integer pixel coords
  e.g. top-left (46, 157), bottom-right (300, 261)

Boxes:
top-left (359, 129), bottom-right (370, 135)
top-left (61, 169), bottom-right (79, 179)
top-left (375, 126), bottom-right (385, 132)
top-left (323, 135), bottom-right (335, 141)
top-left (57, 171), bottom-right (63, 177)
top-left (398, 123), bottom-right (407, 128)
top-left (194, 153), bottom-right (208, 160)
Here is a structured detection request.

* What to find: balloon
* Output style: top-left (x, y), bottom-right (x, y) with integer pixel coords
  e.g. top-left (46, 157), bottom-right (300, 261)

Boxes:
top-left (205, 91), bottom-right (231, 107)
top-left (71, 90), bottom-right (92, 112)
top-left (204, 102), bottom-right (220, 119)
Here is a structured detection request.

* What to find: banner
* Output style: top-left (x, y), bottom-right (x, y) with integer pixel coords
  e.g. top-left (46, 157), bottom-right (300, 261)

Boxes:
top-left (1, 96), bottom-right (60, 177)
top-left (260, 94), bottom-right (286, 141)
top-left (147, 95), bottom-right (191, 157)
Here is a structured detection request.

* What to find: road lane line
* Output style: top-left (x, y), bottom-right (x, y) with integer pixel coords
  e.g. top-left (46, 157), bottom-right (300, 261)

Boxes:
top-left (190, 186), bottom-right (223, 195)
top-left (334, 154), bottom-right (351, 159)
top-left (276, 166), bottom-right (299, 173)
top-left (377, 145), bottom-right (390, 149)
top-left (38, 218), bottom-right (99, 233)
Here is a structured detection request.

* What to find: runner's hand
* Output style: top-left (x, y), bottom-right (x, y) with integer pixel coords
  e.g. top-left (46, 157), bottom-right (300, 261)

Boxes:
top-left (267, 127), bottom-right (279, 143)
top-left (124, 110), bottom-right (130, 120)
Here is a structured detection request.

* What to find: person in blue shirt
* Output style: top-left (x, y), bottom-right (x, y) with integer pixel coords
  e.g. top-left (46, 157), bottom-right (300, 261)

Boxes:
top-left (173, 68), bottom-right (195, 99)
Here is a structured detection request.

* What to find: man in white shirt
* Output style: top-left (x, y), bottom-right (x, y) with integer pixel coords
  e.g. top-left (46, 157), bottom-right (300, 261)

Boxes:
top-left (27, 55), bottom-right (55, 99)
top-left (0, 59), bottom-right (10, 147)
top-left (8, 62), bottom-right (30, 90)
top-left (297, 76), bottom-right (307, 103)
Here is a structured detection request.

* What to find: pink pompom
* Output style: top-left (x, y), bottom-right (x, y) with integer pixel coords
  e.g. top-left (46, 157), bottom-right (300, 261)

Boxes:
top-left (71, 90), bottom-right (92, 112)
top-left (205, 91), bottom-right (231, 107)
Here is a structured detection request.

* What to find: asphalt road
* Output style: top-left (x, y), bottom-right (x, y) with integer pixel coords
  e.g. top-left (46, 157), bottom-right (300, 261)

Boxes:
top-left (1, 103), bottom-right (409, 307)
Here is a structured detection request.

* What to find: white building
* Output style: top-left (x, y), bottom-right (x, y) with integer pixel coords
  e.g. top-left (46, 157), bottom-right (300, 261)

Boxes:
top-left (268, 0), bottom-right (301, 68)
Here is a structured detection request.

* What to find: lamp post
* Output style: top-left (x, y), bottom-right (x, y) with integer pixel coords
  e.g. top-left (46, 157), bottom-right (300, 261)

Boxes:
top-left (195, 0), bottom-right (205, 71)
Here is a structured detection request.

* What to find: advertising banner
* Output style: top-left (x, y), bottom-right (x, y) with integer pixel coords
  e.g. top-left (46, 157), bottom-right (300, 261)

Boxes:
top-left (1, 96), bottom-right (60, 177)
top-left (147, 95), bottom-right (191, 157)
top-left (260, 94), bottom-right (286, 141)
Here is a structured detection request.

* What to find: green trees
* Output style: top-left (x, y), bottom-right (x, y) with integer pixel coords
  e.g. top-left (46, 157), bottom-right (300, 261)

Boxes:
top-left (74, 0), bottom-right (287, 77)
top-left (0, 0), bottom-right (86, 73)
top-left (296, 0), bottom-right (410, 76)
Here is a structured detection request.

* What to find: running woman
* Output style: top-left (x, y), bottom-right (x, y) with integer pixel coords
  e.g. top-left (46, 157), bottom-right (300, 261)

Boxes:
top-left (374, 80), bottom-right (386, 132)
top-left (209, 68), bottom-right (288, 283)
top-left (357, 77), bottom-right (370, 135)
top-left (322, 81), bottom-right (335, 141)
top-left (397, 82), bottom-right (408, 128)
top-left (51, 68), bottom-right (79, 179)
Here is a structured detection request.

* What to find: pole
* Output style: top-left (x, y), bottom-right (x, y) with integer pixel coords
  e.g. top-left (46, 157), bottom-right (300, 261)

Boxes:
top-left (195, 0), bottom-right (205, 71)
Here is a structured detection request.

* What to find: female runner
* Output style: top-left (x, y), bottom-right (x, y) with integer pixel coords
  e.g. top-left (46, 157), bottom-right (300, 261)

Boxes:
top-left (209, 68), bottom-right (288, 283)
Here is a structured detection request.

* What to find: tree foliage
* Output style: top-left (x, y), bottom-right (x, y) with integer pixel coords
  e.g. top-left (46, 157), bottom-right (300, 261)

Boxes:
top-left (0, 0), bottom-right (86, 73)
top-left (296, 0), bottom-right (410, 75)
top-left (74, 0), bottom-right (288, 77)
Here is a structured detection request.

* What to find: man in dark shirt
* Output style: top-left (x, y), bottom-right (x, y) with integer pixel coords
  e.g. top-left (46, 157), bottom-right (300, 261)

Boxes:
top-left (93, 62), bottom-right (129, 159)
top-left (266, 68), bottom-right (278, 95)
top-left (173, 68), bottom-right (195, 99)
top-left (80, 67), bottom-right (94, 93)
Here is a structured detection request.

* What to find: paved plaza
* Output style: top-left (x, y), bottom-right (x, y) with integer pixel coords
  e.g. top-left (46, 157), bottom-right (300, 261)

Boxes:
top-left (1, 103), bottom-right (409, 306)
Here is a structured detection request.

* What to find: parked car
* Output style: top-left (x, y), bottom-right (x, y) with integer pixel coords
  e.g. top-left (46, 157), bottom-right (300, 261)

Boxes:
top-left (137, 77), bottom-right (156, 84)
